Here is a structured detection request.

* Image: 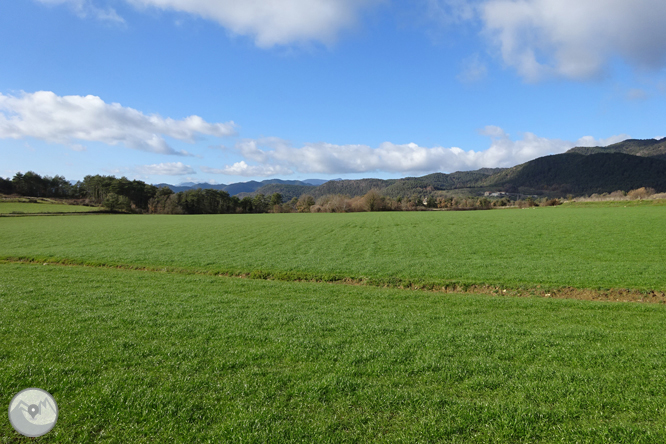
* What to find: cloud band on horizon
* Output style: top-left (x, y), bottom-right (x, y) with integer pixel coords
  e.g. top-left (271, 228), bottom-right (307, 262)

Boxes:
top-left (204, 128), bottom-right (629, 177)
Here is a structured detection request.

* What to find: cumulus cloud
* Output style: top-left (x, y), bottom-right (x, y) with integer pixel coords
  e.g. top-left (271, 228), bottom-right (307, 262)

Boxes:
top-left (481, 0), bottom-right (666, 81)
top-left (36, 0), bottom-right (125, 23)
top-left (478, 125), bottom-right (505, 138)
top-left (36, 0), bottom-right (666, 79)
top-left (573, 134), bottom-right (629, 148)
top-left (215, 129), bottom-right (629, 176)
top-left (0, 91), bottom-right (236, 155)
top-left (138, 162), bottom-right (195, 175)
top-left (201, 162), bottom-right (293, 177)
top-left (99, 0), bottom-right (377, 47)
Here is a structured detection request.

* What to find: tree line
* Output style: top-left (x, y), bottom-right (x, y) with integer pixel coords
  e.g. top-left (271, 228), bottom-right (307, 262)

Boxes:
top-left (149, 188), bottom-right (284, 214)
top-left (1, 171), bottom-right (285, 214)
top-left (0, 171), bottom-right (539, 213)
top-left (6, 171), bottom-right (658, 215)
top-left (1, 171), bottom-right (73, 198)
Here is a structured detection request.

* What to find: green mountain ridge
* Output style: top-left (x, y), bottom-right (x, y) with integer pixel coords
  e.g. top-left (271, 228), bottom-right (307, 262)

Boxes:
top-left (156, 179), bottom-right (316, 195)
top-left (240, 138), bottom-right (666, 200)
top-left (567, 137), bottom-right (666, 160)
top-left (480, 152), bottom-right (666, 194)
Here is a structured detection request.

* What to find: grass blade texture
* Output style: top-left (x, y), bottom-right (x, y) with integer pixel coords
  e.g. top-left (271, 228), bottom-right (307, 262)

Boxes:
top-left (1, 264), bottom-right (666, 442)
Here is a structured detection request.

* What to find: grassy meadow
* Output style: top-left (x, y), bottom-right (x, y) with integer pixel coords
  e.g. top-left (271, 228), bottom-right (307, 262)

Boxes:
top-left (1, 205), bottom-right (665, 291)
top-left (0, 201), bottom-right (100, 214)
top-left (2, 263), bottom-right (666, 442)
top-left (3, 206), bottom-right (666, 442)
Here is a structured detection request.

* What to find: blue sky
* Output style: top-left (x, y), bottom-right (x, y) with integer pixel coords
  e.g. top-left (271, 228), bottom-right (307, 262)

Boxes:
top-left (1, 0), bottom-right (665, 184)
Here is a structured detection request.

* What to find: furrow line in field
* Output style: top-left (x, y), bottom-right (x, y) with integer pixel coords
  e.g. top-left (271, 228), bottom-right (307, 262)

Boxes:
top-left (2, 256), bottom-right (665, 305)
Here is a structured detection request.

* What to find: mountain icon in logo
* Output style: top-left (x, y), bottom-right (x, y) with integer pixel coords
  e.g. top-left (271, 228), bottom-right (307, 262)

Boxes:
top-left (8, 388), bottom-right (58, 437)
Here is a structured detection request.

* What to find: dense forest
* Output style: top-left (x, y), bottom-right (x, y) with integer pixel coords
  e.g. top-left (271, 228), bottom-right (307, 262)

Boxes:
top-left (479, 152), bottom-right (666, 194)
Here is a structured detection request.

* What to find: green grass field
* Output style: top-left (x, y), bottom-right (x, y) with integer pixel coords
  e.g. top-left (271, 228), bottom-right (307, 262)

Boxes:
top-left (2, 263), bottom-right (666, 442)
top-left (2, 206), bottom-right (665, 291)
top-left (0, 202), bottom-right (100, 214)
top-left (562, 198), bottom-right (666, 208)
top-left (3, 207), bottom-right (666, 441)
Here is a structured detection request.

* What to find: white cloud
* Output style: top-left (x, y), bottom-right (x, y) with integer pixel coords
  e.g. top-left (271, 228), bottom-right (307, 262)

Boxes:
top-left (138, 162), bottom-right (195, 175)
top-left (127, 0), bottom-right (380, 47)
top-left (201, 162), bottom-right (293, 177)
top-left (36, 0), bottom-right (125, 23)
top-left (573, 134), bottom-right (629, 148)
top-left (35, 0), bottom-right (666, 80)
top-left (218, 129), bottom-right (629, 176)
top-left (481, 0), bottom-right (666, 81)
top-left (40, 0), bottom-right (381, 47)
top-left (0, 91), bottom-right (236, 155)
top-left (478, 125), bottom-right (505, 137)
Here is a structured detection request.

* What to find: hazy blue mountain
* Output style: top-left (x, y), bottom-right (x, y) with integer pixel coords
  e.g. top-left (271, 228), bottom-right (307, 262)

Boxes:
top-left (154, 183), bottom-right (227, 193)
top-left (237, 184), bottom-right (316, 201)
top-left (155, 179), bottom-right (315, 196)
top-left (302, 178), bottom-right (342, 186)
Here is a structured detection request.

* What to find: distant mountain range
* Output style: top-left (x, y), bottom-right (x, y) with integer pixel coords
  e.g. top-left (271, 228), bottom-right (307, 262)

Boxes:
top-left (157, 139), bottom-right (666, 199)
top-left (155, 178), bottom-right (343, 195)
